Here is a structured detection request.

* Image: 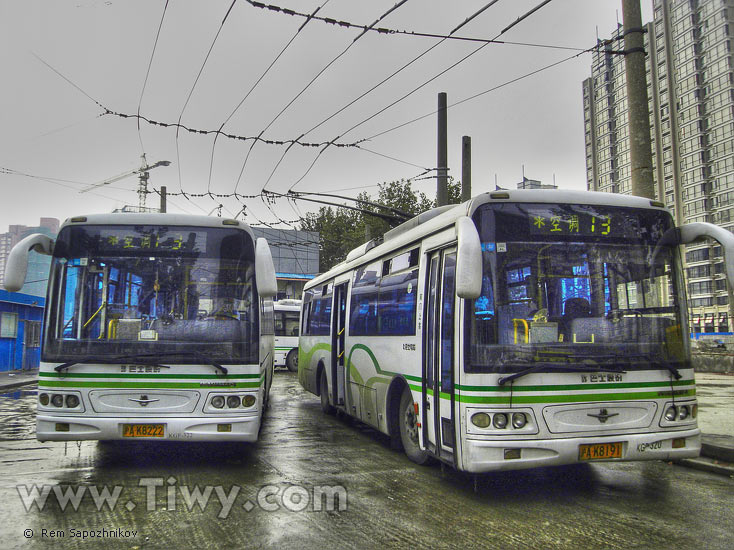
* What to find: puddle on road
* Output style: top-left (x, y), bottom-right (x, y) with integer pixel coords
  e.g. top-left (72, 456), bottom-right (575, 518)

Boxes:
top-left (0, 386), bottom-right (37, 441)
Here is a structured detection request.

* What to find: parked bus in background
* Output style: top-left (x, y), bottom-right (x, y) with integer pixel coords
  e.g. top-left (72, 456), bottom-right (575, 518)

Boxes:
top-left (298, 189), bottom-right (734, 472)
top-left (4, 213), bottom-right (278, 442)
top-left (274, 299), bottom-right (301, 372)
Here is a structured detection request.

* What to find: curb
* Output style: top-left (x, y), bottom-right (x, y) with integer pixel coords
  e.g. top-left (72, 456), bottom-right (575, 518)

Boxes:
top-left (0, 375), bottom-right (38, 393)
top-left (675, 456), bottom-right (734, 478)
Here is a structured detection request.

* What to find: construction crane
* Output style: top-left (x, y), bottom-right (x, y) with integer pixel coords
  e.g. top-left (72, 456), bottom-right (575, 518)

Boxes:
top-left (79, 154), bottom-right (171, 209)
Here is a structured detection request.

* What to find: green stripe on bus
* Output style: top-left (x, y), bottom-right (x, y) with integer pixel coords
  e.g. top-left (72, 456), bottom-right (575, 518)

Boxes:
top-left (38, 381), bottom-right (262, 389)
top-left (39, 372), bottom-right (261, 380)
top-left (417, 386), bottom-right (695, 403)
top-left (454, 389), bottom-right (696, 404)
top-left (455, 379), bottom-right (695, 393)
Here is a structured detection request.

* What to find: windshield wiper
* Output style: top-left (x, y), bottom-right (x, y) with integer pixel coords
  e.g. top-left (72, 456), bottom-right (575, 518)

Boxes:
top-left (623, 353), bottom-right (682, 380)
top-left (498, 362), bottom-right (627, 386)
top-left (55, 352), bottom-right (229, 375)
top-left (54, 356), bottom-right (171, 373)
top-left (115, 352), bottom-right (229, 376)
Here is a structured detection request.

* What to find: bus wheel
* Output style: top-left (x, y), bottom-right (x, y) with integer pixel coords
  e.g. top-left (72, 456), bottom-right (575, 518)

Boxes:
top-left (286, 349), bottom-right (298, 372)
top-left (320, 370), bottom-right (336, 415)
top-left (399, 387), bottom-right (429, 465)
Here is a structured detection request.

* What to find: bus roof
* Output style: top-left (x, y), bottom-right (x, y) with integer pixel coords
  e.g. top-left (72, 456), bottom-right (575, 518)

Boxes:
top-left (304, 189), bottom-right (669, 290)
top-left (59, 213), bottom-right (255, 237)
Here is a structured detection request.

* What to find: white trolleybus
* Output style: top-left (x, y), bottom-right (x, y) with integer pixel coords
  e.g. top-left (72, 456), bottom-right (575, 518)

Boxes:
top-left (298, 189), bottom-right (734, 472)
top-left (4, 213), bottom-right (278, 442)
top-left (274, 299), bottom-right (301, 372)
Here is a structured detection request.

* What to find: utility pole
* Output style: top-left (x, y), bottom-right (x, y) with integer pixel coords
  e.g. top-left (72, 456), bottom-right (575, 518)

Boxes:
top-left (622, 0), bottom-right (655, 199)
top-left (160, 186), bottom-right (167, 213)
top-left (461, 136), bottom-right (472, 202)
top-left (437, 92), bottom-right (449, 206)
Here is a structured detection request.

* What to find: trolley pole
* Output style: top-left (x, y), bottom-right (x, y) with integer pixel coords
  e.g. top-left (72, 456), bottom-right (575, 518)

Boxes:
top-left (622, 0), bottom-right (655, 199)
top-left (437, 92), bottom-right (449, 207)
top-left (461, 136), bottom-right (472, 203)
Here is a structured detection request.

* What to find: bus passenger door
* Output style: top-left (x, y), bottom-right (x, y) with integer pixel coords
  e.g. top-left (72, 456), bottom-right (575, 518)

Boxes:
top-left (331, 283), bottom-right (348, 407)
top-left (423, 248), bottom-right (457, 461)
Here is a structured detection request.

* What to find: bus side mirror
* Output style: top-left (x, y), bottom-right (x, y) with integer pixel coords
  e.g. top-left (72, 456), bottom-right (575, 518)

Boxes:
top-left (4, 233), bottom-right (55, 292)
top-left (456, 216), bottom-right (482, 300)
top-left (255, 238), bottom-right (277, 298)
top-left (678, 222), bottom-right (734, 282)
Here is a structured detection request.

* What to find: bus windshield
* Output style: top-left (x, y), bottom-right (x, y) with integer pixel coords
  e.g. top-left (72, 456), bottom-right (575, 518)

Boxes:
top-left (43, 224), bottom-right (259, 364)
top-left (466, 203), bottom-right (689, 374)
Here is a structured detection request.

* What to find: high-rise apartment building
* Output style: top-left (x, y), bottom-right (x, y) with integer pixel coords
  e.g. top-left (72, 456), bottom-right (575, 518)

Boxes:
top-left (583, 0), bottom-right (734, 334)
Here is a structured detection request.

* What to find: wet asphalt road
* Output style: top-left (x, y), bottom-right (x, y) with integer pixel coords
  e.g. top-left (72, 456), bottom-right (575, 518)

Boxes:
top-left (0, 370), bottom-right (732, 550)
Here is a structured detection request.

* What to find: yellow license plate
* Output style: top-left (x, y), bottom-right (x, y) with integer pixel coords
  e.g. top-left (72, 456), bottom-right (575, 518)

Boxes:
top-left (122, 424), bottom-right (164, 438)
top-left (578, 442), bottom-right (623, 461)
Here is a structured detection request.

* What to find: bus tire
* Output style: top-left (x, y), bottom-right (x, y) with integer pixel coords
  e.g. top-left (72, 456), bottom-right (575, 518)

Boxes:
top-left (399, 387), bottom-right (429, 465)
top-left (286, 349), bottom-right (298, 372)
top-left (320, 369), bottom-right (336, 415)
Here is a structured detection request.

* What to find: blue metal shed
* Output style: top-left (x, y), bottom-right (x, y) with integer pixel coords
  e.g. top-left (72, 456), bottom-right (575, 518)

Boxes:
top-left (0, 289), bottom-right (45, 372)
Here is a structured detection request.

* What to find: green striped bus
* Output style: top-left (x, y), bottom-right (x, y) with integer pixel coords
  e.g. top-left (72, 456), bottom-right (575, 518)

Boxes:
top-left (4, 213), bottom-right (277, 442)
top-left (298, 189), bottom-right (734, 472)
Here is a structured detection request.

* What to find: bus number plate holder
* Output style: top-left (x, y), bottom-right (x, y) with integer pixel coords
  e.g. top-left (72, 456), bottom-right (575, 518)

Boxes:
top-left (578, 442), bottom-right (622, 461)
top-left (122, 424), bottom-right (165, 438)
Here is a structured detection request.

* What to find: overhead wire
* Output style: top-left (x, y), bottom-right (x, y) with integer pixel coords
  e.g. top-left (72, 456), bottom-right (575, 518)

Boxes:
top-left (337, 0), bottom-right (557, 141)
top-left (287, 0), bottom-right (556, 192)
top-left (175, 0), bottom-right (238, 191)
top-left (246, 0), bottom-right (585, 52)
top-left (363, 47), bottom-right (593, 143)
top-left (282, 0), bottom-right (507, 193)
top-left (209, 0), bottom-right (333, 195)
top-left (137, 0), bottom-right (170, 154)
top-left (245, 0), bottom-right (412, 194)
top-left (31, 52), bottom-right (106, 112)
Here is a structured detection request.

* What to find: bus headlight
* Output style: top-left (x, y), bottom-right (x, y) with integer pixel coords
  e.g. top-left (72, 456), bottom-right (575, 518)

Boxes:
top-left (243, 395), bottom-right (256, 408)
top-left (664, 406), bottom-right (677, 421)
top-left (211, 396), bottom-right (225, 409)
top-left (39, 393), bottom-right (49, 406)
top-left (512, 412), bottom-right (527, 429)
top-left (227, 396), bottom-right (241, 408)
top-left (492, 413), bottom-right (508, 429)
top-left (51, 394), bottom-right (64, 408)
top-left (678, 405), bottom-right (689, 420)
top-left (471, 412), bottom-right (491, 428)
top-left (65, 395), bottom-right (80, 408)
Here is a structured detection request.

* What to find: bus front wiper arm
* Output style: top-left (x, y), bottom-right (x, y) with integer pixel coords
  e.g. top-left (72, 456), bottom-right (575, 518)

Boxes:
top-left (191, 351), bottom-right (228, 376)
top-left (624, 353), bottom-right (682, 380)
top-left (54, 356), bottom-right (172, 372)
top-left (498, 363), bottom-right (627, 386)
top-left (114, 352), bottom-right (228, 376)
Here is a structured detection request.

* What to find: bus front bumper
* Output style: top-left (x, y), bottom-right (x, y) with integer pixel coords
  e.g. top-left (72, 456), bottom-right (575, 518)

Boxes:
top-left (36, 414), bottom-right (261, 442)
top-left (463, 428), bottom-right (701, 473)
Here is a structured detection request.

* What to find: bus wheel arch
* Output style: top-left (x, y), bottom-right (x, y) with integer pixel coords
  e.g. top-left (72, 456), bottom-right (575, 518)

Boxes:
top-left (386, 377), bottom-right (407, 451)
top-left (397, 384), bottom-right (429, 464)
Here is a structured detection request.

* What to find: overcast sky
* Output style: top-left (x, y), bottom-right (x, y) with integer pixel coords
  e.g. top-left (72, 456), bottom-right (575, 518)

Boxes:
top-left (0, 0), bottom-right (653, 233)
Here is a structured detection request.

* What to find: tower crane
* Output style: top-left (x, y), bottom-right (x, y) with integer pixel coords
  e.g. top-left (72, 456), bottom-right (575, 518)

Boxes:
top-left (79, 154), bottom-right (171, 209)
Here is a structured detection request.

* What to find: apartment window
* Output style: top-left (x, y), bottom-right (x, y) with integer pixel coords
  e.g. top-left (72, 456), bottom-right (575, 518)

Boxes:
top-left (686, 248), bottom-right (710, 263)
top-left (687, 264), bottom-right (712, 279)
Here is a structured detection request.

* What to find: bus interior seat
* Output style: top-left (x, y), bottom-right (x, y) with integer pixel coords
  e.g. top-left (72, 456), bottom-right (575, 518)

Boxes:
top-left (561, 298), bottom-right (592, 340)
